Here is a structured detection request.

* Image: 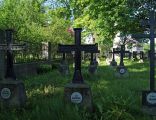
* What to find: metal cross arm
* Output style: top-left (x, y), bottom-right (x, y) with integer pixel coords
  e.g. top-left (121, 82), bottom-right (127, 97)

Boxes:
top-left (58, 43), bottom-right (99, 53)
top-left (0, 29), bottom-right (27, 80)
top-left (80, 44), bottom-right (99, 53)
top-left (0, 43), bottom-right (27, 51)
top-left (131, 34), bottom-right (156, 39)
top-left (113, 50), bottom-right (130, 54)
top-left (140, 17), bottom-right (156, 26)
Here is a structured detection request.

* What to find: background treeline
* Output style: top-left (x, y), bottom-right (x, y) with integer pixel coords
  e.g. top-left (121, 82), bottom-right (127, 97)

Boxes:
top-left (0, 0), bottom-right (154, 50)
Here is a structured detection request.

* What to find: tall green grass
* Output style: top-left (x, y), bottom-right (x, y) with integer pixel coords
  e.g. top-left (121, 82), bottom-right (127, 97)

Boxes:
top-left (0, 59), bottom-right (153, 120)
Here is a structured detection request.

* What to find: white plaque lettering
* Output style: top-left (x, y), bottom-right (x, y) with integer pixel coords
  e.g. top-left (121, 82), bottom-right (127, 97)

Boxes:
top-left (119, 68), bottom-right (125, 74)
top-left (1, 88), bottom-right (11, 99)
top-left (71, 92), bottom-right (82, 104)
top-left (147, 92), bottom-right (156, 104)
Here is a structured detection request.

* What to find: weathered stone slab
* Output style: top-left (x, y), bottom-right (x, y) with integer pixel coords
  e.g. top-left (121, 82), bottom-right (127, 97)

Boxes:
top-left (115, 66), bottom-right (129, 78)
top-left (64, 83), bottom-right (92, 111)
top-left (88, 64), bottom-right (97, 74)
top-left (0, 79), bottom-right (26, 108)
top-left (0, 29), bottom-right (27, 108)
top-left (58, 60), bottom-right (69, 75)
top-left (142, 106), bottom-right (156, 116)
top-left (110, 60), bottom-right (117, 67)
top-left (88, 60), bottom-right (98, 74)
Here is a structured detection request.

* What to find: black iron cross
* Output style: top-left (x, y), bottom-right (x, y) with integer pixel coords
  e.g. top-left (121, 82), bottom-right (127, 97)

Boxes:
top-left (58, 28), bottom-right (99, 83)
top-left (90, 52), bottom-right (99, 65)
top-left (60, 52), bottom-right (67, 63)
top-left (109, 48), bottom-right (117, 62)
top-left (139, 51), bottom-right (144, 60)
top-left (113, 45), bottom-right (130, 66)
top-left (0, 29), bottom-right (26, 80)
top-left (132, 10), bottom-right (156, 107)
top-left (148, 50), bottom-right (156, 60)
top-left (61, 52), bottom-right (72, 62)
top-left (132, 51), bottom-right (137, 60)
top-left (132, 10), bottom-right (155, 91)
top-left (85, 50), bottom-right (99, 65)
top-left (62, 52), bottom-right (66, 61)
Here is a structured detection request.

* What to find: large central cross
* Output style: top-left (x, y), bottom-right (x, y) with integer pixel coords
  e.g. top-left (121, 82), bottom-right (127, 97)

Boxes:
top-left (58, 28), bottom-right (99, 83)
top-left (0, 29), bottom-right (26, 80)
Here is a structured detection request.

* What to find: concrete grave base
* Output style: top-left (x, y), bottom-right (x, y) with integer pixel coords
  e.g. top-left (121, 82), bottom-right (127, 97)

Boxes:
top-left (0, 79), bottom-right (26, 108)
top-left (58, 61), bottom-right (69, 75)
top-left (88, 64), bottom-right (97, 74)
top-left (142, 106), bottom-right (156, 116)
top-left (114, 66), bottom-right (129, 78)
top-left (110, 61), bottom-right (117, 67)
top-left (64, 83), bottom-right (93, 111)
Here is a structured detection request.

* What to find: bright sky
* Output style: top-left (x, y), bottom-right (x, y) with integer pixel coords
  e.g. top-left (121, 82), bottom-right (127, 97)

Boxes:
top-left (44, 0), bottom-right (63, 9)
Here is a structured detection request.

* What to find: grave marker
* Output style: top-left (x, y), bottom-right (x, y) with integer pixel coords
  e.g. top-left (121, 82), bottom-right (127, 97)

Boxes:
top-left (115, 45), bottom-right (130, 76)
top-left (111, 45), bottom-right (130, 77)
top-left (58, 28), bottom-right (99, 111)
top-left (88, 52), bottom-right (99, 74)
top-left (132, 10), bottom-right (156, 115)
top-left (139, 51), bottom-right (144, 63)
top-left (58, 52), bottom-right (70, 75)
top-left (132, 51), bottom-right (138, 61)
top-left (109, 48), bottom-right (117, 67)
top-left (0, 29), bottom-right (27, 107)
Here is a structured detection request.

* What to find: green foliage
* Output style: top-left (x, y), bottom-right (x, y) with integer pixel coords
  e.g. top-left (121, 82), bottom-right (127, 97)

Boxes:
top-left (36, 64), bottom-right (52, 74)
top-left (58, 0), bottom-right (154, 50)
top-left (0, 0), bottom-right (72, 45)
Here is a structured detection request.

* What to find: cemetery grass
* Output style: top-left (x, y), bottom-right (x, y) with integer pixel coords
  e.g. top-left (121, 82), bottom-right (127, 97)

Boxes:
top-left (0, 59), bottom-right (153, 120)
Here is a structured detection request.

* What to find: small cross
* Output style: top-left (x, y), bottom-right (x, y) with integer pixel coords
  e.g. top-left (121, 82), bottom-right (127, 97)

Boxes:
top-left (111, 45), bottom-right (130, 66)
top-left (109, 48), bottom-right (117, 62)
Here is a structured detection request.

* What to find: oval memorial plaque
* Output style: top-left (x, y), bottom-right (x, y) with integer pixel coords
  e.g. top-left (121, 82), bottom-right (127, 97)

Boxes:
top-left (147, 92), bottom-right (156, 104)
top-left (119, 68), bottom-right (125, 74)
top-left (71, 92), bottom-right (82, 104)
top-left (1, 88), bottom-right (11, 99)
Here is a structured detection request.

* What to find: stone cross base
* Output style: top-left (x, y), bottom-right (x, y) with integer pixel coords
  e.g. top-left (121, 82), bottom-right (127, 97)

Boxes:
top-left (142, 106), bottom-right (156, 116)
top-left (88, 64), bottom-right (97, 74)
top-left (114, 66), bottom-right (129, 78)
top-left (0, 79), bottom-right (26, 108)
top-left (110, 61), bottom-right (117, 67)
top-left (58, 62), bottom-right (69, 75)
top-left (64, 83), bottom-right (93, 112)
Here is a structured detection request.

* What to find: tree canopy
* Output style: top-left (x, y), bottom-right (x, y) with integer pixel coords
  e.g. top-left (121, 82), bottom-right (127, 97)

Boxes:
top-left (0, 0), bottom-right (154, 49)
